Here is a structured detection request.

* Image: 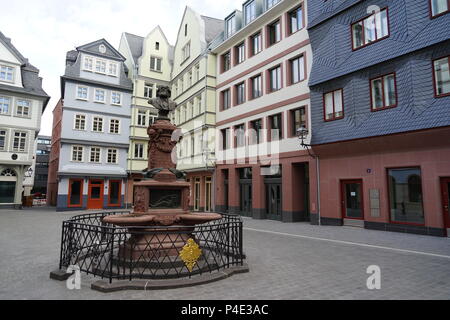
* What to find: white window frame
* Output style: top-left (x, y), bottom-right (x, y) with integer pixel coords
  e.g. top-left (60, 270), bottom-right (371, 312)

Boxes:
top-left (94, 88), bottom-right (106, 103)
top-left (182, 42), bottom-right (191, 61)
top-left (95, 59), bottom-right (107, 74)
top-left (89, 147), bottom-right (102, 163)
top-left (73, 114), bottom-right (87, 131)
top-left (83, 56), bottom-right (94, 72)
top-left (15, 99), bottom-right (31, 118)
top-left (108, 62), bottom-right (118, 77)
top-left (76, 85), bottom-right (89, 101)
top-left (144, 83), bottom-right (154, 98)
top-left (71, 145), bottom-right (84, 162)
top-left (0, 64), bottom-right (14, 83)
top-left (0, 96), bottom-right (11, 115)
top-left (0, 129), bottom-right (8, 151)
top-left (245, 1), bottom-right (256, 25)
top-left (92, 117), bottom-right (104, 133)
top-left (111, 91), bottom-right (122, 106)
top-left (134, 143), bottom-right (145, 159)
top-left (150, 56), bottom-right (162, 72)
top-left (109, 118), bottom-right (120, 134)
top-left (107, 148), bottom-right (119, 164)
top-left (137, 110), bottom-right (147, 126)
top-left (12, 131), bottom-right (27, 153)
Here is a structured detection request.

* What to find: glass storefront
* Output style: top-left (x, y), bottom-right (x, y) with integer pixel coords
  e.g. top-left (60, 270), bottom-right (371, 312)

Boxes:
top-left (0, 181), bottom-right (16, 203)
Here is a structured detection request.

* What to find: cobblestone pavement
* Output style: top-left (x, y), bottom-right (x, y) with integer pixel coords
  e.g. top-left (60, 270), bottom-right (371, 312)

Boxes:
top-left (0, 207), bottom-right (449, 300)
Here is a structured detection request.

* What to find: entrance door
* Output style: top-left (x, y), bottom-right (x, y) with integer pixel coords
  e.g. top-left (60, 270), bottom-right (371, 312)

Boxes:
top-left (240, 182), bottom-right (252, 217)
top-left (441, 178), bottom-right (450, 232)
top-left (341, 180), bottom-right (364, 220)
top-left (266, 182), bottom-right (282, 221)
top-left (88, 179), bottom-right (104, 209)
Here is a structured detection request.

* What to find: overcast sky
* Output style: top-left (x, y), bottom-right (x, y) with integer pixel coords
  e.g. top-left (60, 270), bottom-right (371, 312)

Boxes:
top-left (0, 0), bottom-right (243, 136)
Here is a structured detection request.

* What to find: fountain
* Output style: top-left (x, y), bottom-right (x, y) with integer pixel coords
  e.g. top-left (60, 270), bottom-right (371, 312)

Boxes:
top-left (102, 86), bottom-right (222, 260)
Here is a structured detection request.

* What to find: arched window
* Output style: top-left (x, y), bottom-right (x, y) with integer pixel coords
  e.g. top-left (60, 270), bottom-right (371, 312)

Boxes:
top-left (1, 169), bottom-right (17, 177)
top-left (408, 175), bottom-right (421, 203)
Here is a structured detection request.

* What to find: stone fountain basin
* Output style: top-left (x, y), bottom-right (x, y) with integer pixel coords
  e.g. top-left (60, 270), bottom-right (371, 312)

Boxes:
top-left (102, 210), bottom-right (222, 228)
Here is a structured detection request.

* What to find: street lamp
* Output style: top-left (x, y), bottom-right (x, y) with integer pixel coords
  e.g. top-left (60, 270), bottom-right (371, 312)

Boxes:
top-left (297, 126), bottom-right (316, 159)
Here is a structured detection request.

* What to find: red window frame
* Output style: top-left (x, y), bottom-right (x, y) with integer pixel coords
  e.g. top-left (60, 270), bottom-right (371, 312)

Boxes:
top-left (234, 42), bottom-right (246, 66)
top-left (248, 73), bottom-right (263, 100)
top-left (266, 64), bottom-right (283, 94)
top-left (221, 128), bottom-right (230, 150)
top-left (429, 0), bottom-right (450, 18)
top-left (233, 123), bottom-right (246, 148)
top-left (248, 118), bottom-right (264, 145)
top-left (108, 180), bottom-right (122, 207)
top-left (221, 51), bottom-right (231, 73)
top-left (234, 82), bottom-right (246, 106)
top-left (248, 30), bottom-right (263, 58)
top-left (369, 72), bottom-right (398, 111)
top-left (220, 89), bottom-right (231, 111)
top-left (323, 89), bottom-right (344, 122)
top-left (68, 178), bottom-right (84, 208)
top-left (288, 106), bottom-right (307, 138)
top-left (432, 55), bottom-right (450, 98)
top-left (266, 17), bottom-right (282, 48)
top-left (267, 112), bottom-right (284, 142)
top-left (287, 53), bottom-right (307, 86)
top-left (350, 7), bottom-right (390, 51)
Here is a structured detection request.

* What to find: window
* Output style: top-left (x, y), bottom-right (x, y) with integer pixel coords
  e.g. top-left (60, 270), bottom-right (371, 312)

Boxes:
top-left (267, 19), bottom-right (281, 46)
top-left (111, 92), bottom-right (122, 105)
top-left (94, 89), bottom-right (106, 103)
top-left (137, 110), bottom-right (146, 126)
top-left (0, 96), bottom-right (10, 114)
top-left (90, 147), bottom-right (101, 163)
top-left (291, 107), bottom-right (306, 137)
top-left (250, 32), bottom-right (262, 56)
top-left (68, 179), bottom-right (83, 207)
top-left (250, 119), bottom-right (263, 144)
top-left (245, 1), bottom-right (256, 24)
top-left (108, 62), bottom-right (118, 76)
top-left (76, 86), bottom-right (88, 100)
top-left (71, 146), bottom-right (84, 162)
top-left (109, 119), bottom-right (120, 134)
top-left (226, 16), bottom-right (236, 38)
top-left (150, 56), bottom-right (162, 71)
top-left (251, 74), bottom-right (263, 99)
top-left (0, 129), bottom-right (7, 150)
top-left (188, 71), bottom-right (193, 87)
top-left (182, 42), bottom-right (191, 61)
top-left (221, 89), bottom-right (231, 110)
top-left (235, 43), bottom-right (245, 65)
top-left (221, 128), bottom-right (230, 150)
top-left (12, 131), bottom-right (27, 152)
top-left (266, 0), bottom-right (280, 9)
top-left (289, 55), bottom-right (305, 84)
top-left (155, 42), bottom-right (160, 50)
top-left (0, 65), bottom-right (14, 82)
top-left (144, 83), bottom-right (153, 98)
top-left (370, 73), bottom-right (397, 111)
top-left (269, 65), bottom-right (282, 92)
top-left (352, 8), bottom-right (389, 50)
top-left (222, 51), bottom-right (231, 72)
top-left (324, 89), bottom-right (344, 121)
top-left (95, 59), bottom-right (107, 73)
top-left (269, 114), bottom-right (282, 141)
top-left (430, 0), bottom-right (449, 17)
top-left (74, 114), bottom-right (86, 130)
top-left (289, 5), bottom-right (304, 34)
top-left (191, 135), bottom-right (195, 156)
top-left (134, 143), bottom-right (144, 159)
top-left (235, 82), bottom-right (245, 105)
top-left (185, 24), bottom-right (188, 36)
top-left (16, 100), bottom-right (31, 117)
top-left (83, 56), bottom-right (93, 71)
top-left (195, 64), bottom-right (200, 81)
top-left (107, 149), bottom-right (118, 164)
top-left (433, 56), bottom-right (450, 97)
top-left (388, 168), bottom-right (424, 225)
top-left (92, 117), bottom-right (104, 132)
top-left (234, 124), bottom-right (245, 147)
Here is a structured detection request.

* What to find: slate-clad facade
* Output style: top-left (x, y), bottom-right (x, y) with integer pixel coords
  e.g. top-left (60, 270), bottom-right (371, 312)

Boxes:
top-left (308, 0), bottom-right (450, 236)
top-left (47, 39), bottom-right (132, 211)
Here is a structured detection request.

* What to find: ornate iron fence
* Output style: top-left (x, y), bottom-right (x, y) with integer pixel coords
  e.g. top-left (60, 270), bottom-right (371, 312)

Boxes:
top-left (58, 211), bottom-right (244, 284)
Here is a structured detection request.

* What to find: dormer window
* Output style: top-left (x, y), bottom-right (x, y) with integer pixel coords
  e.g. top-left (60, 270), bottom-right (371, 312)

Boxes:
top-left (245, 1), bottom-right (256, 25)
top-left (266, 0), bottom-right (280, 10)
top-left (108, 62), bottom-right (118, 76)
top-left (0, 65), bottom-right (14, 82)
top-left (226, 15), bottom-right (236, 38)
top-left (95, 59), bottom-right (107, 73)
top-left (83, 57), bottom-right (93, 71)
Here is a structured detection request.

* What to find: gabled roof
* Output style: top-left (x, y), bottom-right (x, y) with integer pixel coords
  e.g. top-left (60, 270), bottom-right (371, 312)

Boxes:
top-left (201, 15), bottom-right (224, 44)
top-left (0, 31), bottom-right (50, 109)
top-left (123, 32), bottom-right (144, 64)
top-left (76, 38), bottom-right (126, 61)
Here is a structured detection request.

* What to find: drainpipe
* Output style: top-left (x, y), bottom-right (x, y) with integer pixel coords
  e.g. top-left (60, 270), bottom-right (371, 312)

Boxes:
top-left (316, 156), bottom-right (321, 226)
